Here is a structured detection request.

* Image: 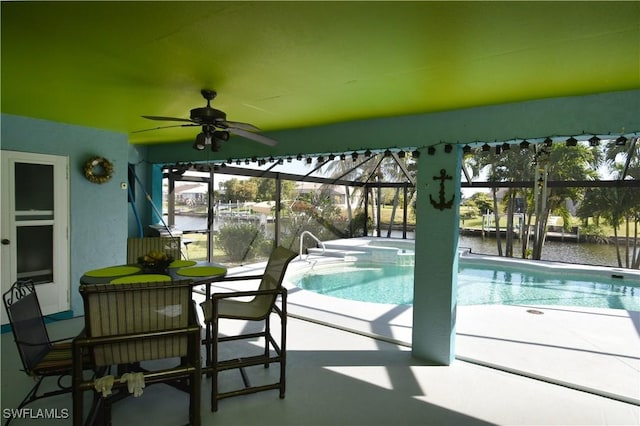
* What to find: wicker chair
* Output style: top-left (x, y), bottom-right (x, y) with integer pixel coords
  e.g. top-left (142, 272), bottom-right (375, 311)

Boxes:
top-left (72, 279), bottom-right (201, 426)
top-left (200, 246), bottom-right (297, 412)
top-left (126, 237), bottom-right (182, 264)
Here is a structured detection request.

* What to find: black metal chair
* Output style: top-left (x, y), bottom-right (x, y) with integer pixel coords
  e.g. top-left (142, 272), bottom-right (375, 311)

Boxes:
top-left (200, 246), bottom-right (297, 412)
top-left (2, 280), bottom-right (93, 425)
top-left (72, 279), bottom-right (201, 426)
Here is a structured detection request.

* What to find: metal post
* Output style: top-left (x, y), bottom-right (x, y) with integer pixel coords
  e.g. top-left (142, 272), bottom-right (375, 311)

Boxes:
top-left (275, 173), bottom-right (281, 247)
top-left (363, 186), bottom-right (369, 237)
top-left (403, 184), bottom-right (408, 239)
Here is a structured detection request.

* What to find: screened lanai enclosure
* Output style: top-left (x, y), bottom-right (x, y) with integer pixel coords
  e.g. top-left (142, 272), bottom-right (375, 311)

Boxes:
top-left (160, 149), bottom-right (418, 265)
top-left (157, 136), bottom-right (639, 269)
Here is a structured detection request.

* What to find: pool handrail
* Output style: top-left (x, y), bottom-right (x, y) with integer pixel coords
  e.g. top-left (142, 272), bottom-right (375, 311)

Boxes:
top-left (299, 231), bottom-right (326, 260)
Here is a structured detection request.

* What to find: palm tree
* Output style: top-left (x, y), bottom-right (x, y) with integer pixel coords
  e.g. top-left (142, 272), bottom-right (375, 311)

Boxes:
top-left (465, 142), bottom-right (597, 260)
top-left (581, 138), bottom-right (640, 268)
top-left (599, 186), bottom-right (635, 267)
top-left (377, 154), bottom-right (415, 237)
top-left (324, 153), bottom-right (415, 237)
top-left (465, 145), bottom-right (535, 257)
top-left (320, 155), bottom-right (373, 235)
top-left (492, 146), bottom-right (535, 258)
top-left (464, 150), bottom-right (504, 252)
top-left (529, 143), bottom-right (597, 259)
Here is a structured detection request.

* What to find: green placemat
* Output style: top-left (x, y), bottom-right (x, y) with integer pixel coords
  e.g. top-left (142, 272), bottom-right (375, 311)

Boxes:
top-left (176, 266), bottom-right (226, 278)
top-left (84, 265), bottom-right (141, 277)
top-left (169, 260), bottom-right (197, 268)
top-left (110, 274), bottom-right (172, 284)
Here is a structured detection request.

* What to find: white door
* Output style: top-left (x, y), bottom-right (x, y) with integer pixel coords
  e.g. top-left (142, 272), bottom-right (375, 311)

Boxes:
top-left (1, 151), bottom-right (70, 324)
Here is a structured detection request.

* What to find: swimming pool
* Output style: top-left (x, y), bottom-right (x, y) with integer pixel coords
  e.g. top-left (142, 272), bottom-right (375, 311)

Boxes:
top-left (292, 258), bottom-right (640, 311)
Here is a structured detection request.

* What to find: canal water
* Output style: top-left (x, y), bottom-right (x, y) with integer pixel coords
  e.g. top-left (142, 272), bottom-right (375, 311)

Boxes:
top-left (171, 214), bottom-right (634, 268)
top-left (458, 235), bottom-right (626, 268)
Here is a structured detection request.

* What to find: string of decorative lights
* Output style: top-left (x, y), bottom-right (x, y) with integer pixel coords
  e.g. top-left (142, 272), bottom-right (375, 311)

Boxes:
top-left (458, 131), bottom-right (638, 156)
top-left (191, 131), bottom-right (638, 167)
top-left (216, 147), bottom-right (421, 169)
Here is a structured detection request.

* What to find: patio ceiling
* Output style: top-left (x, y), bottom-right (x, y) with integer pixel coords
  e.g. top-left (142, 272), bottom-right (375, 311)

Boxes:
top-left (2, 2), bottom-right (638, 146)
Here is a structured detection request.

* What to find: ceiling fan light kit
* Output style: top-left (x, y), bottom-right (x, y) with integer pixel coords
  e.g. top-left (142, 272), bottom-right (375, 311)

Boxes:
top-left (193, 133), bottom-right (207, 150)
top-left (141, 89), bottom-right (278, 151)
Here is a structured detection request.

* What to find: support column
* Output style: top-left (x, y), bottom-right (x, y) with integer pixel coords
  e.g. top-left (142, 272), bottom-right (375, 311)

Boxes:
top-left (412, 146), bottom-right (461, 365)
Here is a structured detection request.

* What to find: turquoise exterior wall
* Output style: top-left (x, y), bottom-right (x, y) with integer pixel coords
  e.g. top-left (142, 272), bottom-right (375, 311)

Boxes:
top-left (1, 114), bottom-right (130, 315)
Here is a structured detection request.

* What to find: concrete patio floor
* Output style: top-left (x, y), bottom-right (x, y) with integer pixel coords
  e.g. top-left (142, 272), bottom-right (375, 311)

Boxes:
top-left (2, 254), bottom-right (639, 425)
top-left (278, 256), bottom-right (640, 406)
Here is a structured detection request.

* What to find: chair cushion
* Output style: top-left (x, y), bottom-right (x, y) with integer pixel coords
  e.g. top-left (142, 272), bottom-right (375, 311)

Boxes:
top-left (31, 342), bottom-right (74, 375)
top-left (200, 298), bottom-right (273, 321)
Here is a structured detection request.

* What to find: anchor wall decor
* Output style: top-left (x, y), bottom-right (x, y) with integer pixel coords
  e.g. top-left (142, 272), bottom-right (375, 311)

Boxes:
top-left (429, 169), bottom-right (455, 210)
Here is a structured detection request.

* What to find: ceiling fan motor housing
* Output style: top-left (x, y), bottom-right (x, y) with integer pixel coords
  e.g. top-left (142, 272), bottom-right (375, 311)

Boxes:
top-left (139, 88), bottom-right (278, 147)
top-left (190, 107), bottom-right (227, 124)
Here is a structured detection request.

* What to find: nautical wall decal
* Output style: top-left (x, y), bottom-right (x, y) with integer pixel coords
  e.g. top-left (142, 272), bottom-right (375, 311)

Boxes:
top-left (429, 169), bottom-right (455, 210)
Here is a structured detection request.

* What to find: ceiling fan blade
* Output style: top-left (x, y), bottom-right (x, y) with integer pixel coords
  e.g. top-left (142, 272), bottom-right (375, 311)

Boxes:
top-left (131, 123), bottom-right (198, 133)
top-left (142, 115), bottom-right (195, 123)
top-left (221, 120), bottom-right (261, 132)
top-left (229, 128), bottom-right (278, 146)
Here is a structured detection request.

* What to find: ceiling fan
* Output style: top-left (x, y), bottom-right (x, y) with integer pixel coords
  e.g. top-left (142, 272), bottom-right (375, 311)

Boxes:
top-left (138, 89), bottom-right (278, 151)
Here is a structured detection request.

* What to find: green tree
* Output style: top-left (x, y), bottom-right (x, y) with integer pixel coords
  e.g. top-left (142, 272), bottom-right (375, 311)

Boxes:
top-left (577, 187), bottom-right (606, 227)
top-left (280, 185), bottom-right (348, 250)
top-left (573, 139), bottom-right (640, 268)
top-left (322, 153), bottom-right (417, 237)
top-left (216, 222), bottom-right (270, 262)
top-left (491, 146), bottom-right (535, 258)
top-left (529, 144), bottom-right (597, 259)
top-left (249, 177), bottom-right (296, 202)
top-left (465, 142), bottom-right (598, 260)
top-left (593, 139), bottom-right (640, 268)
top-left (222, 178), bottom-right (258, 202)
top-left (467, 192), bottom-right (493, 215)
top-left (466, 146), bottom-right (535, 257)
top-left (324, 155), bottom-right (380, 236)
top-left (598, 187), bottom-right (633, 267)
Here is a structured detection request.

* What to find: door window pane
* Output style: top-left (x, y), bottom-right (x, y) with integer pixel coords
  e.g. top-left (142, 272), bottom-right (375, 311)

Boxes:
top-left (16, 225), bottom-right (53, 284)
top-left (15, 163), bottom-right (54, 211)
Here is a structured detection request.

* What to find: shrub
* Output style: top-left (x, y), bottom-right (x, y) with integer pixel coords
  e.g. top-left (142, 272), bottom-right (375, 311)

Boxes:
top-left (581, 224), bottom-right (609, 244)
top-left (217, 223), bottom-right (267, 261)
top-left (348, 211), bottom-right (372, 237)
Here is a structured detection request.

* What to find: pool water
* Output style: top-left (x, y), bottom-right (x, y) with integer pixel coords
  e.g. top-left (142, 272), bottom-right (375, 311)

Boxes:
top-left (295, 264), bottom-right (415, 305)
top-left (293, 262), bottom-right (640, 311)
